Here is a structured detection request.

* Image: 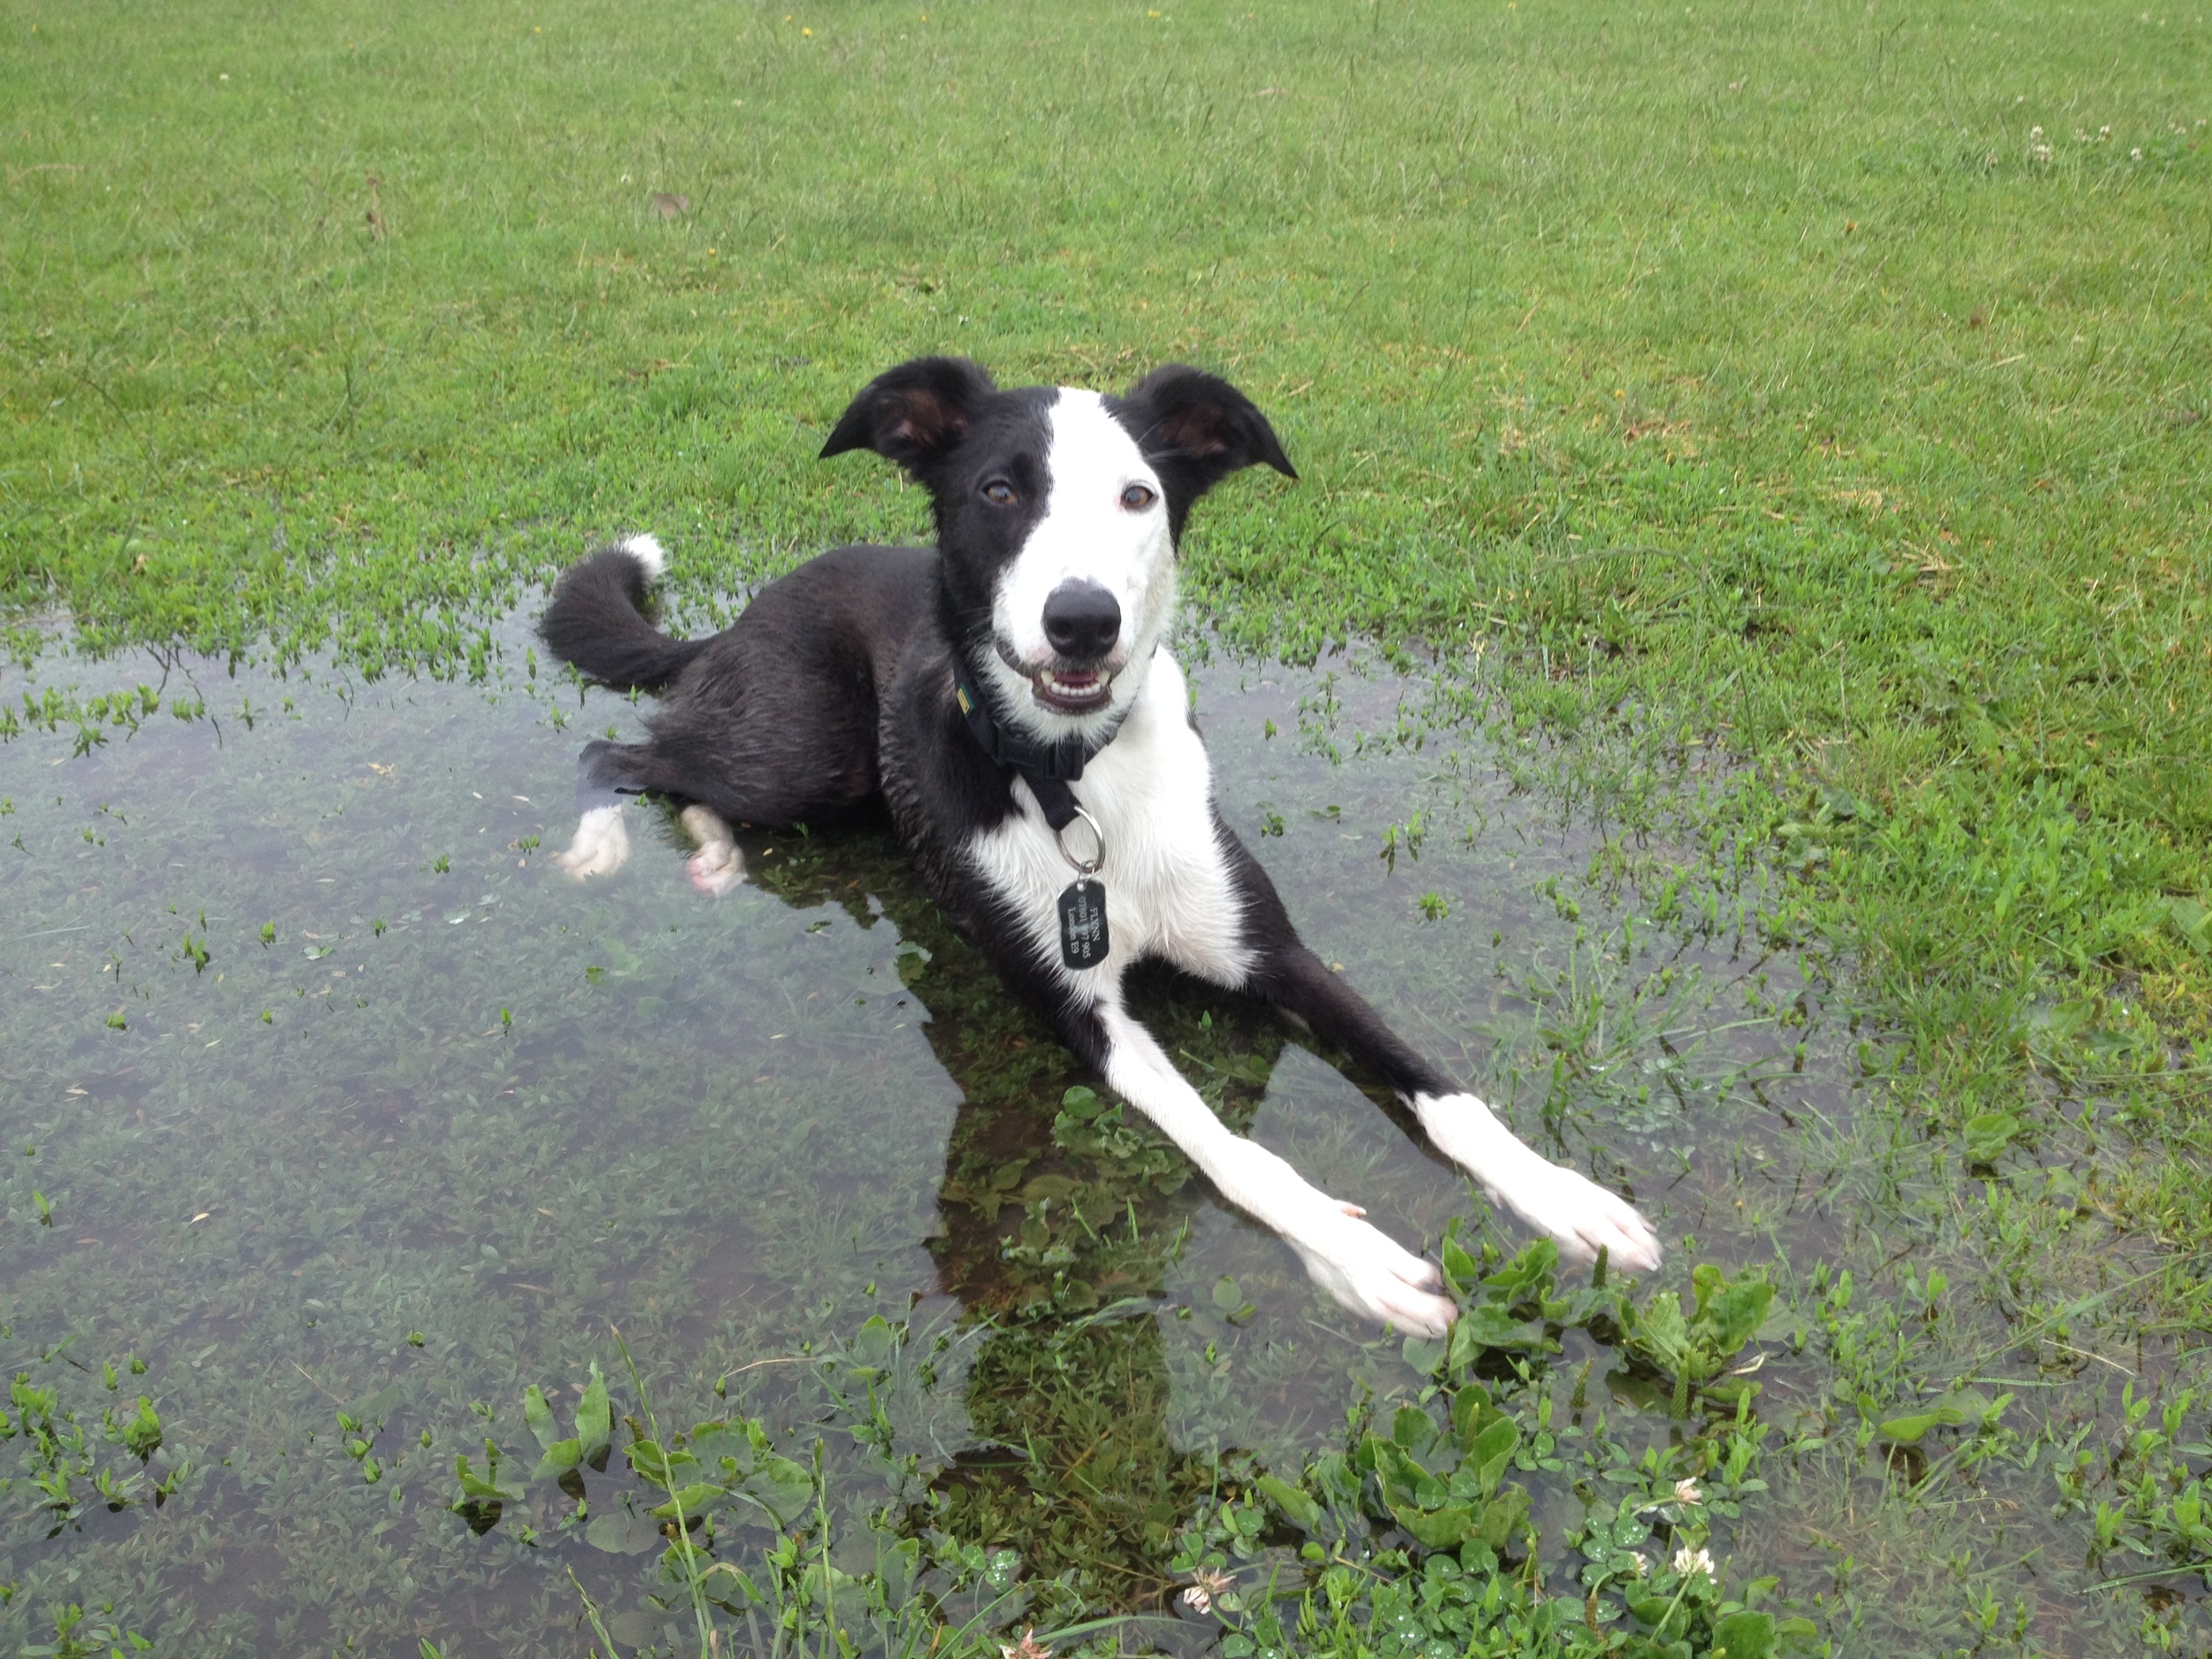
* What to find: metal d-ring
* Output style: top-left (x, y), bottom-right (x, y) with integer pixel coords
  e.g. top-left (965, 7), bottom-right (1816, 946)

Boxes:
top-left (1055, 805), bottom-right (1105, 878)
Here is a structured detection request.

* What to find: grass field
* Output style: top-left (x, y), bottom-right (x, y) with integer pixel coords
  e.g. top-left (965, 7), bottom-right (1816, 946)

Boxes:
top-left (4, 0), bottom-right (2211, 1654)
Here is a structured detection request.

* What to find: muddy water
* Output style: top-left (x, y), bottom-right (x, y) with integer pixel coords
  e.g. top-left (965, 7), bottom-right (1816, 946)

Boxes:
top-left (4, 630), bottom-right (1863, 1654)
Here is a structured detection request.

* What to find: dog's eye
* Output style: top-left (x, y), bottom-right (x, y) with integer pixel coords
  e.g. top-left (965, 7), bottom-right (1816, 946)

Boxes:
top-left (1119, 482), bottom-right (1157, 511)
top-left (981, 480), bottom-right (1018, 506)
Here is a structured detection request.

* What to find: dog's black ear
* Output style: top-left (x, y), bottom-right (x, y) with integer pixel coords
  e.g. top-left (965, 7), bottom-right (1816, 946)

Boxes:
top-left (819, 357), bottom-right (999, 473)
top-left (1112, 365), bottom-right (1296, 527)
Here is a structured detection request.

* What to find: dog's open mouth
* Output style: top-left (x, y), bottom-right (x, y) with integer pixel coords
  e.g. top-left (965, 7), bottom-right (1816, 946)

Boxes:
top-left (1031, 668), bottom-right (1114, 713)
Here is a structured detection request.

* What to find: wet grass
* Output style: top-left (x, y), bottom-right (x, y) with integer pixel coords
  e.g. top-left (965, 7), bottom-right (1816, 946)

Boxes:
top-left (4, 0), bottom-right (2212, 1652)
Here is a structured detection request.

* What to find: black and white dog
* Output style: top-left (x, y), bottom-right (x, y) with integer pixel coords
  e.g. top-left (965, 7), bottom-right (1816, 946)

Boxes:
top-left (539, 357), bottom-right (1659, 1336)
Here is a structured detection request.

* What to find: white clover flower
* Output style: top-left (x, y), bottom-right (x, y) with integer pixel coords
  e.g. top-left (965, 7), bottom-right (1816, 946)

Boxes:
top-left (1180, 1567), bottom-right (1236, 1616)
top-left (2131, 147), bottom-right (2144, 160)
top-left (1672, 1544), bottom-right (1716, 1578)
top-left (1000, 1632), bottom-right (1052, 1659)
top-left (1674, 1477), bottom-right (1705, 1506)
top-left (1629, 1551), bottom-right (1651, 1578)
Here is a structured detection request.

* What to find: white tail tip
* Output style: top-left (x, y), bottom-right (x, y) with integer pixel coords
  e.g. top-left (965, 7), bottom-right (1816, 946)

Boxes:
top-left (619, 534), bottom-right (667, 581)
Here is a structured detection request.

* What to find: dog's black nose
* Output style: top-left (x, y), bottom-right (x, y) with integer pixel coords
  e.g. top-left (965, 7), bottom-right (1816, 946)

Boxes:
top-left (1041, 580), bottom-right (1121, 661)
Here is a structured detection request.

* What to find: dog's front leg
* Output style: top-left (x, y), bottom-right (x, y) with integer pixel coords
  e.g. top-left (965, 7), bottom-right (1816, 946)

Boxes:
top-left (1411, 1092), bottom-right (1662, 1272)
top-left (555, 741), bottom-right (647, 880)
top-left (1247, 947), bottom-right (1663, 1272)
top-left (1080, 998), bottom-right (1458, 1336)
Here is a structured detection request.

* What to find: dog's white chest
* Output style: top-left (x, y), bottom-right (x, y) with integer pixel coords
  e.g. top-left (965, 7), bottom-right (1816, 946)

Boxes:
top-left (964, 653), bottom-right (1249, 995)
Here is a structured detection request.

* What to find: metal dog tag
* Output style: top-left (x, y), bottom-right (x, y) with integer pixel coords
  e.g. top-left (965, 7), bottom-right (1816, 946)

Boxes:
top-left (1056, 878), bottom-right (1110, 971)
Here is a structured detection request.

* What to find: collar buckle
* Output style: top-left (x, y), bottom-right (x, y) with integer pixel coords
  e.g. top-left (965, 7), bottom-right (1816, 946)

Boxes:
top-left (956, 671), bottom-right (1134, 831)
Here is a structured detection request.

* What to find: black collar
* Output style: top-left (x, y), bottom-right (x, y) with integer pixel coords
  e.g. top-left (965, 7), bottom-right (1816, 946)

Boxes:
top-left (956, 671), bottom-right (1131, 830)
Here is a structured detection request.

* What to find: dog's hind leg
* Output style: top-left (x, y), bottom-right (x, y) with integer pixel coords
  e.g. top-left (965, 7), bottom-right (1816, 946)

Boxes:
top-left (554, 740), bottom-right (760, 891)
top-left (553, 739), bottom-right (651, 881)
top-left (556, 804), bottom-right (632, 879)
top-left (680, 804), bottom-right (746, 897)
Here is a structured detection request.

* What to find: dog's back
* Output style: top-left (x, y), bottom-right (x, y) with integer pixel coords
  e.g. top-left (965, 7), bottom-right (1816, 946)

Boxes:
top-left (541, 538), bottom-right (941, 830)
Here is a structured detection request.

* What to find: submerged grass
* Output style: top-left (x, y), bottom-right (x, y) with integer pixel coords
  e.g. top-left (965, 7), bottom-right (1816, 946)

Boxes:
top-left (0, 644), bottom-right (1823, 1653)
top-left (5, 0), bottom-right (2212, 1652)
top-left (460, 1238), bottom-right (1802, 1659)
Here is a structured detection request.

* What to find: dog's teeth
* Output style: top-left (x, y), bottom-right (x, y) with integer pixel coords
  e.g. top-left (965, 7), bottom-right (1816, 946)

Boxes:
top-left (1038, 669), bottom-right (1109, 701)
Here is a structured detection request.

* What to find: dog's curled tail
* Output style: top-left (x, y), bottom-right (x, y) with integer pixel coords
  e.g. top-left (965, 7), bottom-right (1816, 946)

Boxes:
top-left (539, 535), bottom-right (706, 692)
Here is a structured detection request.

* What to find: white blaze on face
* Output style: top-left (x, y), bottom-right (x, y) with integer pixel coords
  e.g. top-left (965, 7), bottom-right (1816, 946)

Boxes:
top-left (991, 390), bottom-right (1173, 678)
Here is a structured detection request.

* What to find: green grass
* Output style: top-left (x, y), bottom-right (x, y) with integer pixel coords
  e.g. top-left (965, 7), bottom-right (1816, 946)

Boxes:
top-left (5, 0), bottom-right (2206, 1001)
top-left (5, 0), bottom-right (2212, 1651)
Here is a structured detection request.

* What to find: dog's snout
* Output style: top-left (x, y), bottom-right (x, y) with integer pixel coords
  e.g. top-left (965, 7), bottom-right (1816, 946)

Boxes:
top-left (1041, 580), bottom-right (1121, 661)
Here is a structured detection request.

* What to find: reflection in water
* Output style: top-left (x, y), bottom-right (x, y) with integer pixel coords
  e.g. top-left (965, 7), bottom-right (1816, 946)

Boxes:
top-left (731, 816), bottom-right (1320, 1599)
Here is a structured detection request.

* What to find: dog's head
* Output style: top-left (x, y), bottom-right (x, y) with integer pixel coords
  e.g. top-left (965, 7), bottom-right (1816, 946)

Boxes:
top-left (821, 357), bottom-right (1294, 743)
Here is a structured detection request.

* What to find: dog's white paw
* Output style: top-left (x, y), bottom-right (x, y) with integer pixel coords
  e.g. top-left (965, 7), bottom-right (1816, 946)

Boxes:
top-left (1417, 1092), bottom-right (1662, 1275)
top-left (554, 804), bottom-right (632, 880)
top-left (1494, 1159), bottom-right (1663, 1274)
top-left (1286, 1207), bottom-right (1456, 1337)
top-left (679, 804), bottom-right (746, 897)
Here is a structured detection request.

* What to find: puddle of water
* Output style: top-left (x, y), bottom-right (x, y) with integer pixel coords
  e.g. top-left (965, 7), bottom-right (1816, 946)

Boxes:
top-left (0, 629), bottom-right (2185, 1653)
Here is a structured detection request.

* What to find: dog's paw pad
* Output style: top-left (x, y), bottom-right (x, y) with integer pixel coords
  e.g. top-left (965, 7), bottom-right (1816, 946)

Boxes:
top-left (687, 847), bottom-right (746, 897)
top-left (679, 805), bottom-right (744, 896)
